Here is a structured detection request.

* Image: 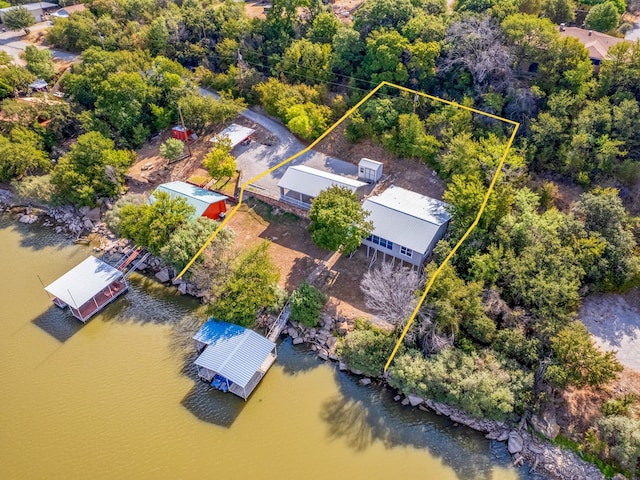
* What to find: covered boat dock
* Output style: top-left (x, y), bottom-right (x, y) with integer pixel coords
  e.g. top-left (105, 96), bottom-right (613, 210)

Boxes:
top-left (193, 319), bottom-right (277, 401)
top-left (44, 256), bottom-right (128, 323)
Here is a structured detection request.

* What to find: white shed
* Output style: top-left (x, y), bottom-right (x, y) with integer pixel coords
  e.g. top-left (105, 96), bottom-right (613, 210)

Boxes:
top-left (358, 158), bottom-right (383, 183)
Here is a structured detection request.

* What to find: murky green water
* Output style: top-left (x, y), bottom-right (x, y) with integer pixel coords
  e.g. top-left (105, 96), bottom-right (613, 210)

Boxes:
top-left (0, 214), bottom-right (545, 480)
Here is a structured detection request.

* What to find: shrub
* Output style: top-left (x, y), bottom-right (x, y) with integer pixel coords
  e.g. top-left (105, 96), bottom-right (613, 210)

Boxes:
top-left (338, 321), bottom-right (397, 377)
top-left (598, 416), bottom-right (640, 475)
top-left (388, 348), bottom-right (533, 420)
top-left (11, 175), bottom-right (55, 204)
top-left (289, 281), bottom-right (327, 328)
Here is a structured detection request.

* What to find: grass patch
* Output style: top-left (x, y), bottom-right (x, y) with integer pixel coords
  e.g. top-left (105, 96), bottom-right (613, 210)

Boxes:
top-left (211, 171), bottom-right (239, 196)
top-left (552, 434), bottom-right (625, 479)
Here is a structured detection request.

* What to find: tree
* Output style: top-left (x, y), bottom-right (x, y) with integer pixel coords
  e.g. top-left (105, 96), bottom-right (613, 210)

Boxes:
top-left (160, 216), bottom-right (234, 271)
top-left (211, 241), bottom-right (280, 328)
top-left (159, 138), bottom-right (185, 163)
top-left (285, 102), bottom-right (331, 140)
top-left (546, 321), bottom-right (622, 389)
top-left (307, 11), bottom-right (340, 44)
top-left (203, 137), bottom-right (236, 180)
top-left (360, 262), bottom-right (421, 325)
top-left (0, 64), bottom-right (35, 97)
top-left (118, 191), bottom-right (195, 255)
top-left (0, 127), bottom-right (49, 181)
top-left (541, 0), bottom-right (576, 23)
top-left (276, 39), bottom-right (333, 84)
top-left (584, 1), bottom-right (620, 32)
top-left (177, 94), bottom-right (245, 134)
top-left (50, 132), bottom-right (135, 206)
top-left (383, 113), bottom-right (440, 162)
top-left (22, 46), bottom-right (56, 83)
top-left (331, 28), bottom-right (365, 76)
top-left (308, 186), bottom-right (373, 254)
top-left (289, 281), bottom-right (327, 327)
top-left (353, 0), bottom-right (416, 35)
top-left (3, 6), bottom-right (35, 34)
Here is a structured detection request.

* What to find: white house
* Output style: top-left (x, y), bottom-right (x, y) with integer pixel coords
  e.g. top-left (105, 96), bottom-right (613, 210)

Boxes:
top-left (277, 165), bottom-right (367, 210)
top-left (361, 185), bottom-right (451, 268)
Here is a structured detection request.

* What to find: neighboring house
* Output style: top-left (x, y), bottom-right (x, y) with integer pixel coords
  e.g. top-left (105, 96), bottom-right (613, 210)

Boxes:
top-left (51, 4), bottom-right (86, 18)
top-left (361, 185), bottom-right (451, 268)
top-left (153, 181), bottom-right (227, 220)
top-left (559, 25), bottom-right (628, 70)
top-left (0, 2), bottom-right (57, 24)
top-left (277, 165), bottom-right (367, 210)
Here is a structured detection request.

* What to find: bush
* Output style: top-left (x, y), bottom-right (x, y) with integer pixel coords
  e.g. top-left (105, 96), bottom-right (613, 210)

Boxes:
top-left (289, 281), bottom-right (327, 328)
top-left (492, 328), bottom-right (541, 366)
top-left (11, 175), bottom-right (55, 204)
top-left (598, 416), bottom-right (640, 475)
top-left (602, 394), bottom-right (638, 417)
top-left (388, 348), bottom-right (533, 420)
top-left (103, 193), bottom-right (147, 236)
top-left (338, 321), bottom-right (397, 377)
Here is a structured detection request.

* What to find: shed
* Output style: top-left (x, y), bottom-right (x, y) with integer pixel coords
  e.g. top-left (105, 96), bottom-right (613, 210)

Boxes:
top-left (210, 123), bottom-right (255, 149)
top-left (358, 158), bottom-right (383, 183)
top-left (153, 181), bottom-right (227, 220)
top-left (362, 186), bottom-right (451, 268)
top-left (44, 256), bottom-right (128, 323)
top-left (28, 79), bottom-right (48, 91)
top-left (172, 125), bottom-right (195, 142)
top-left (277, 165), bottom-right (367, 210)
top-left (193, 320), bottom-right (277, 400)
top-left (0, 2), bottom-right (57, 23)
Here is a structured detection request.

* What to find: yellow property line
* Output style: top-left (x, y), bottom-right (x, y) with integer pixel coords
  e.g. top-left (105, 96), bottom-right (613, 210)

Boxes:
top-left (176, 81), bottom-right (519, 373)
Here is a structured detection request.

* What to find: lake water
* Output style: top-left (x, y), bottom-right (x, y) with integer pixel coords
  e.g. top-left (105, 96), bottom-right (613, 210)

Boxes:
top-left (0, 214), bottom-right (545, 480)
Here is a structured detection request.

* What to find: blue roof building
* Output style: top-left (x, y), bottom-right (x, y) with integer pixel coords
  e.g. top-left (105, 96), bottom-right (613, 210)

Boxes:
top-left (193, 320), bottom-right (277, 400)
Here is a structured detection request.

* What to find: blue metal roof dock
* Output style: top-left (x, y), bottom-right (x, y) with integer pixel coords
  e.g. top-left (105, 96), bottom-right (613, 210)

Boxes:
top-left (193, 319), bottom-right (277, 400)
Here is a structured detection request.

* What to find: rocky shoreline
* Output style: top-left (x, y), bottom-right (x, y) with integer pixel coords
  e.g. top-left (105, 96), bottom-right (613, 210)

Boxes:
top-left (0, 189), bottom-right (614, 480)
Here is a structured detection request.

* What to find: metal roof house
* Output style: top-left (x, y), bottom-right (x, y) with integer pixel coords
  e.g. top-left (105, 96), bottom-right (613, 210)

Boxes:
top-left (277, 165), bottom-right (367, 210)
top-left (210, 123), bottom-right (255, 149)
top-left (362, 186), bottom-right (451, 268)
top-left (0, 2), bottom-right (57, 23)
top-left (44, 256), bottom-right (128, 322)
top-left (193, 320), bottom-right (277, 401)
top-left (153, 181), bottom-right (227, 220)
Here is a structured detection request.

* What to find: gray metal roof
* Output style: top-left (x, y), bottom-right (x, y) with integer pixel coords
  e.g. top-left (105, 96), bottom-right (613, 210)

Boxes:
top-left (194, 321), bottom-right (276, 389)
top-left (277, 165), bottom-right (366, 198)
top-left (210, 123), bottom-right (255, 148)
top-left (0, 2), bottom-right (56, 12)
top-left (44, 256), bottom-right (124, 308)
top-left (359, 158), bottom-right (383, 170)
top-left (363, 186), bottom-right (451, 253)
top-left (153, 181), bottom-right (227, 218)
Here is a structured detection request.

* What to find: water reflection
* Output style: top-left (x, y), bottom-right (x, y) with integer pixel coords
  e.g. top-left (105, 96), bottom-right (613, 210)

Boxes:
top-left (31, 305), bottom-right (83, 343)
top-left (181, 382), bottom-right (246, 428)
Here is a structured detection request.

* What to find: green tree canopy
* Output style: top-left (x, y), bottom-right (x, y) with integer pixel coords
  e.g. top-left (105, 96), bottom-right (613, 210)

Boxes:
top-left (546, 321), bottom-right (622, 389)
top-left (3, 6), bottom-right (35, 34)
top-left (50, 131), bottom-right (134, 206)
top-left (289, 281), bottom-right (327, 328)
top-left (117, 190), bottom-right (195, 255)
top-left (159, 138), bottom-right (185, 163)
top-left (308, 186), bottom-right (373, 254)
top-left (22, 46), bottom-right (56, 83)
top-left (0, 127), bottom-right (49, 181)
top-left (276, 38), bottom-right (333, 85)
top-left (210, 241), bottom-right (280, 328)
top-left (203, 136), bottom-right (236, 180)
top-left (584, 1), bottom-right (620, 32)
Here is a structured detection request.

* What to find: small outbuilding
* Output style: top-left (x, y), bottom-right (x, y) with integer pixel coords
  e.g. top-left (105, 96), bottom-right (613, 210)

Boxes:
top-left (28, 79), bottom-right (48, 92)
top-left (44, 256), bottom-right (128, 323)
top-left (362, 186), bottom-right (451, 268)
top-left (358, 158), bottom-right (383, 183)
top-left (210, 123), bottom-right (255, 149)
top-left (277, 165), bottom-right (367, 210)
top-left (153, 181), bottom-right (227, 220)
top-left (172, 125), bottom-right (196, 142)
top-left (193, 319), bottom-right (277, 401)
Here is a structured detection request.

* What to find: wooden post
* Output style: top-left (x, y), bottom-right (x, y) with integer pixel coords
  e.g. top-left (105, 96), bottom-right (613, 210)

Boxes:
top-left (178, 105), bottom-right (192, 158)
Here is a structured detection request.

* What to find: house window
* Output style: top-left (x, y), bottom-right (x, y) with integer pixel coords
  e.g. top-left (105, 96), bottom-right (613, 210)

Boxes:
top-left (399, 246), bottom-right (412, 258)
top-left (367, 235), bottom-right (393, 250)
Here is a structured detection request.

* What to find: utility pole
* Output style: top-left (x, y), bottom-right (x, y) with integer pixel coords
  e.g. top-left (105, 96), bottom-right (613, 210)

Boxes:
top-left (413, 93), bottom-right (419, 114)
top-left (177, 105), bottom-right (192, 158)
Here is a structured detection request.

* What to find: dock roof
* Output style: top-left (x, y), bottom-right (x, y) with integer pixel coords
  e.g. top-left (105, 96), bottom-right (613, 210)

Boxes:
top-left (154, 181), bottom-right (227, 218)
top-left (363, 186), bottom-right (451, 253)
top-left (277, 165), bottom-right (367, 198)
top-left (194, 320), bottom-right (276, 389)
top-left (44, 256), bottom-right (124, 308)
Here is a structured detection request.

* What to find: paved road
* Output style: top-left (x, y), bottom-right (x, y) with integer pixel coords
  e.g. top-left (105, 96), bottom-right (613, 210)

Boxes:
top-left (0, 24), bottom-right (78, 65)
top-left (200, 87), bottom-right (361, 199)
top-left (626, 23), bottom-right (640, 42)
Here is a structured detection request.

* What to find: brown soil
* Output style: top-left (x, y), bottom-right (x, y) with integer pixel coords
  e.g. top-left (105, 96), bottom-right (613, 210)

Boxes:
top-left (244, 0), bottom-right (268, 19)
top-left (315, 124), bottom-right (446, 200)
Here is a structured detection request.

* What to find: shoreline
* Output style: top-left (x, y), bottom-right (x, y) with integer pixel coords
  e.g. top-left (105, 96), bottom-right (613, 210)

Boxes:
top-left (0, 188), bottom-right (609, 480)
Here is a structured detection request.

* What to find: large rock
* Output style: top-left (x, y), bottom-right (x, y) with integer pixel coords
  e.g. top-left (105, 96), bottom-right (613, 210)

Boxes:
top-left (407, 395), bottom-right (424, 407)
top-left (359, 378), bottom-right (371, 386)
top-left (508, 431), bottom-right (524, 454)
top-left (87, 207), bottom-right (102, 221)
top-left (19, 214), bottom-right (38, 224)
top-left (292, 337), bottom-right (304, 345)
top-left (337, 321), bottom-right (350, 335)
top-left (530, 411), bottom-right (560, 440)
top-left (155, 268), bottom-right (170, 283)
top-left (326, 336), bottom-right (337, 350)
top-left (83, 219), bottom-right (94, 230)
